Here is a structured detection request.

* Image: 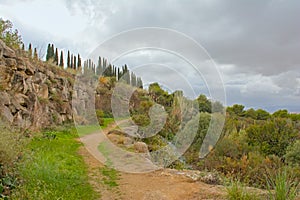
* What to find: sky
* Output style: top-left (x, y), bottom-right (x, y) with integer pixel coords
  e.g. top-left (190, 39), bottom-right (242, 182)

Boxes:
top-left (0, 0), bottom-right (299, 112)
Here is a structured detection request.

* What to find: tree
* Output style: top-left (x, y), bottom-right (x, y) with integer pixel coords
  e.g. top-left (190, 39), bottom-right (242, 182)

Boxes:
top-left (33, 47), bottom-right (38, 60)
top-left (131, 72), bottom-right (137, 87)
top-left (59, 51), bottom-right (64, 68)
top-left (70, 54), bottom-right (74, 69)
top-left (246, 118), bottom-right (297, 157)
top-left (244, 108), bottom-right (257, 119)
top-left (67, 50), bottom-right (70, 68)
top-left (0, 18), bottom-right (22, 49)
top-left (212, 101), bottom-right (224, 113)
top-left (46, 44), bottom-right (51, 61)
top-left (51, 44), bottom-right (54, 59)
top-left (28, 43), bottom-right (32, 58)
top-left (255, 109), bottom-right (270, 120)
top-left (227, 104), bottom-right (245, 116)
top-left (54, 48), bottom-right (59, 65)
top-left (285, 140), bottom-right (300, 166)
top-left (273, 109), bottom-right (289, 118)
top-left (77, 54), bottom-right (81, 69)
top-left (137, 77), bottom-right (143, 89)
top-left (197, 94), bottom-right (212, 113)
top-left (74, 56), bottom-right (77, 70)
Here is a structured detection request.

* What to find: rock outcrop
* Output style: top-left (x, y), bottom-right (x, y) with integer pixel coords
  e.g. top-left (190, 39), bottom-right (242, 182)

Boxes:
top-left (0, 40), bottom-right (74, 130)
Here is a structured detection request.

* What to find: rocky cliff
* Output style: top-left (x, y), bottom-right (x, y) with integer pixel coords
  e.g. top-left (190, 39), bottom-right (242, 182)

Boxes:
top-left (0, 40), bottom-right (74, 130)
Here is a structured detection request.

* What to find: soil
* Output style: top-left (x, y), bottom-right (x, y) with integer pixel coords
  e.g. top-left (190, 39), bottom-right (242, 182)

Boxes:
top-left (78, 121), bottom-right (228, 200)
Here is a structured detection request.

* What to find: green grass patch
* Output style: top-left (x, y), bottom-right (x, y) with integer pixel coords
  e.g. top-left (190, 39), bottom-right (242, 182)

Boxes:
top-left (226, 180), bottom-right (260, 200)
top-left (98, 142), bottom-right (120, 188)
top-left (101, 167), bottom-right (119, 188)
top-left (76, 118), bottom-right (115, 137)
top-left (12, 129), bottom-right (98, 200)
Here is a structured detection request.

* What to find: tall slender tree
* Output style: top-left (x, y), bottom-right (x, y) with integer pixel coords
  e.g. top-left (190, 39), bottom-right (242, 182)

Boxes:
top-left (54, 48), bottom-right (59, 65)
top-left (70, 54), bottom-right (74, 69)
top-left (33, 47), bottom-right (38, 60)
top-left (59, 50), bottom-right (64, 68)
top-left (131, 72), bottom-right (137, 87)
top-left (67, 50), bottom-right (70, 68)
top-left (74, 56), bottom-right (77, 70)
top-left (46, 44), bottom-right (51, 61)
top-left (137, 77), bottom-right (143, 89)
top-left (28, 43), bottom-right (32, 58)
top-left (51, 44), bottom-right (54, 59)
top-left (77, 54), bottom-right (81, 69)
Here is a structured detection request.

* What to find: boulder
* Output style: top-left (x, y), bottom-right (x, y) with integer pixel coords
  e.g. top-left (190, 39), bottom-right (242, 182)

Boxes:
top-left (134, 142), bottom-right (149, 153)
top-left (0, 92), bottom-right (10, 105)
top-left (0, 105), bottom-right (14, 123)
top-left (0, 40), bottom-right (16, 58)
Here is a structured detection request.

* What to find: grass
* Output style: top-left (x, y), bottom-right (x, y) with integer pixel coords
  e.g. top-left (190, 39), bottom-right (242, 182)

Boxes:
top-left (98, 142), bottom-right (120, 188)
top-left (226, 180), bottom-right (260, 200)
top-left (267, 169), bottom-right (299, 200)
top-left (76, 118), bottom-right (114, 137)
top-left (101, 167), bottom-right (119, 188)
top-left (12, 129), bottom-right (98, 200)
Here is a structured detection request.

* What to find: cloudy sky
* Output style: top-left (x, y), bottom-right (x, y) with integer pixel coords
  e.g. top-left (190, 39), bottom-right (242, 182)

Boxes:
top-left (0, 0), bottom-right (299, 112)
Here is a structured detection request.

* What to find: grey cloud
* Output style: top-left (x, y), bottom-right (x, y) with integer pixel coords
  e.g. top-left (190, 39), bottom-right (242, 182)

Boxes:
top-left (5, 0), bottom-right (298, 111)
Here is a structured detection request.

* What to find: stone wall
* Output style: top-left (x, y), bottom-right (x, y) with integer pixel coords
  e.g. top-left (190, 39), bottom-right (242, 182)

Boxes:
top-left (0, 40), bottom-right (74, 130)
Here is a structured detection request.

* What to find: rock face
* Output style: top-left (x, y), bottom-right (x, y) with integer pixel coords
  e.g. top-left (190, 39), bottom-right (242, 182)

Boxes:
top-left (0, 39), bottom-right (74, 130)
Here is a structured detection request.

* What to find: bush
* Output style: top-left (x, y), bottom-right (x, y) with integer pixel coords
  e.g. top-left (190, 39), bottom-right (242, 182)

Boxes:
top-left (285, 140), bottom-right (300, 167)
top-left (96, 109), bottom-right (104, 125)
top-left (246, 118), bottom-right (297, 157)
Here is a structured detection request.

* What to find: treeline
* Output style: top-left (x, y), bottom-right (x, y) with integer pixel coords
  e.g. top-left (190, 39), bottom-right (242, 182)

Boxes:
top-left (46, 43), bottom-right (82, 70)
top-left (22, 42), bottom-right (145, 89)
top-left (83, 58), bottom-right (143, 88)
top-left (20, 43), bottom-right (39, 60)
top-left (45, 43), bottom-right (143, 88)
top-left (227, 104), bottom-right (300, 121)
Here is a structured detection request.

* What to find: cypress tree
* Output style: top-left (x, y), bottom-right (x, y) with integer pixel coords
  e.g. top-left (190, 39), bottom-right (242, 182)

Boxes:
top-left (21, 43), bottom-right (25, 51)
top-left (137, 77), bottom-right (143, 89)
top-left (77, 54), bottom-right (81, 69)
top-left (117, 68), bottom-right (120, 80)
top-left (88, 59), bottom-right (92, 70)
top-left (28, 43), bottom-right (32, 58)
top-left (46, 44), bottom-right (51, 61)
top-left (70, 54), bottom-right (74, 69)
top-left (131, 72), bottom-right (137, 87)
top-left (59, 51), bottom-right (64, 68)
top-left (33, 48), bottom-right (38, 60)
top-left (67, 50), bottom-right (70, 68)
top-left (54, 48), bottom-right (59, 65)
top-left (74, 56), bottom-right (77, 70)
top-left (51, 44), bottom-right (54, 59)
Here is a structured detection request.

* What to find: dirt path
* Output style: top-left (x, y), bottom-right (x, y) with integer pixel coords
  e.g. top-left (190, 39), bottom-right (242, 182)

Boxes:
top-left (79, 121), bottom-right (226, 200)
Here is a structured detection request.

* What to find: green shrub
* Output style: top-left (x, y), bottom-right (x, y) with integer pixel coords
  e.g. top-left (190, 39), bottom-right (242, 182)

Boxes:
top-left (285, 140), bottom-right (300, 167)
top-left (96, 109), bottom-right (105, 125)
top-left (131, 114), bottom-right (150, 127)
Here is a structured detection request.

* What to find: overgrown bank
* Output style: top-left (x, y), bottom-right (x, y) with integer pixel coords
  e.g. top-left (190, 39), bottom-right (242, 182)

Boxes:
top-left (11, 127), bottom-right (98, 200)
